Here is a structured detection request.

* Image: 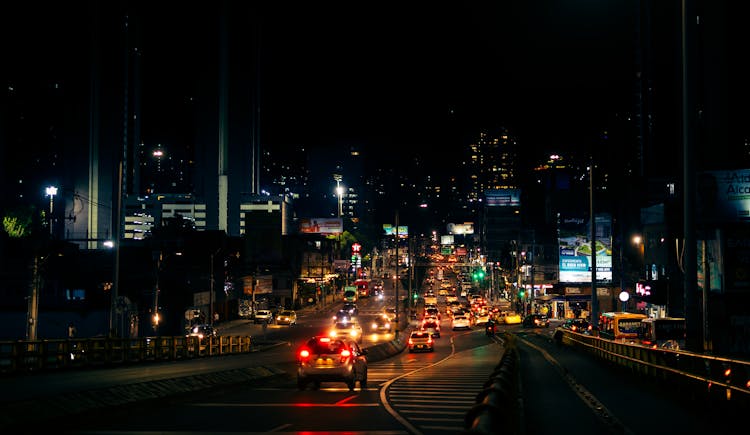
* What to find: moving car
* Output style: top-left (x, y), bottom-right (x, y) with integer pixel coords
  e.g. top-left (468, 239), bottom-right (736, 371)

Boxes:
top-left (522, 313), bottom-right (550, 328)
top-left (342, 302), bottom-right (359, 315)
top-left (382, 307), bottom-right (397, 322)
top-left (451, 314), bottom-right (471, 330)
top-left (560, 318), bottom-right (592, 333)
top-left (421, 319), bottom-right (441, 338)
top-left (333, 309), bottom-right (354, 323)
top-left (370, 315), bottom-right (392, 333)
top-left (253, 310), bottom-right (273, 324)
top-left (329, 321), bottom-right (363, 342)
top-left (296, 336), bottom-right (368, 391)
top-left (186, 324), bottom-right (217, 340)
top-left (408, 330), bottom-right (434, 352)
top-left (474, 311), bottom-right (491, 325)
top-left (275, 310), bottom-right (297, 326)
top-left (502, 311), bottom-right (522, 325)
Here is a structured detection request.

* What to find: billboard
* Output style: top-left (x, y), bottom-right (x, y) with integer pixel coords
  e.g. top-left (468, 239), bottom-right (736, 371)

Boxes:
top-left (558, 213), bottom-right (613, 283)
top-left (383, 224), bottom-right (409, 238)
top-left (440, 234), bottom-right (455, 245)
top-left (299, 218), bottom-right (343, 234)
top-left (484, 189), bottom-right (521, 207)
top-left (446, 222), bottom-right (474, 234)
top-left (698, 169), bottom-right (750, 223)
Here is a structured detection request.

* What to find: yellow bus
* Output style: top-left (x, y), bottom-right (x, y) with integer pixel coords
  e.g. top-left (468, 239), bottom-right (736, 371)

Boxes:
top-left (598, 311), bottom-right (647, 341)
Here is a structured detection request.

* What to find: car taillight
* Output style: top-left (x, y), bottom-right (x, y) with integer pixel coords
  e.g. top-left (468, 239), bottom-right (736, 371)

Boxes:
top-left (299, 349), bottom-right (310, 359)
top-left (340, 349), bottom-right (351, 357)
top-left (427, 336), bottom-right (433, 344)
top-left (408, 338), bottom-right (414, 345)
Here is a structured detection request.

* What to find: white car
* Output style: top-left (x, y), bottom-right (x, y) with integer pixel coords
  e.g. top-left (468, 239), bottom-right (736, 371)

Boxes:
top-left (254, 309), bottom-right (272, 324)
top-left (452, 315), bottom-right (471, 330)
top-left (329, 321), bottom-right (363, 342)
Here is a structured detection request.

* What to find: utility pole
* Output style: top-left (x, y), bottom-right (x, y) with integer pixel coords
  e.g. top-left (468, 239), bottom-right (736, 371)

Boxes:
top-left (590, 159), bottom-right (599, 328)
top-left (26, 256), bottom-right (42, 340)
top-left (394, 211), bottom-right (399, 333)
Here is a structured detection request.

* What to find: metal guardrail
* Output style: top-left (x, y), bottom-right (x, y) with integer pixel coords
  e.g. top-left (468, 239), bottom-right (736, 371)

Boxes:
top-left (555, 328), bottom-right (750, 404)
top-left (462, 329), bottom-right (750, 434)
top-left (0, 335), bottom-right (253, 375)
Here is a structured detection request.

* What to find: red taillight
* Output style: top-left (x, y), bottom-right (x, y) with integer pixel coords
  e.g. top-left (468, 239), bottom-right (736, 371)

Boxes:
top-left (427, 336), bottom-right (433, 344)
top-left (340, 349), bottom-right (351, 358)
top-left (408, 338), bottom-right (414, 345)
top-left (299, 349), bottom-right (310, 359)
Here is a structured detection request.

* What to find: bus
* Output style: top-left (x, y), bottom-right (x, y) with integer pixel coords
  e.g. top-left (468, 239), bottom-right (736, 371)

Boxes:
top-left (354, 279), bottom-right (370, 298)
top-left (343, 286), bottom-right (358, 302)
top-left (639, 317), bottom-right (686, 350)
top-left (598, 311), bottom-right (648, 341)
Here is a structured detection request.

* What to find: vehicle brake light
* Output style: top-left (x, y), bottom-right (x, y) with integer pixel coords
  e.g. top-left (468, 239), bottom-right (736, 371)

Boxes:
top-left (427, 336), bottom-right (433, 344)
top-left (408, 338), bottom-right (414, 345)
top-left (319, 337), bottom-right (331, 342)
top-left (299, 349), bottom-right (310, 359)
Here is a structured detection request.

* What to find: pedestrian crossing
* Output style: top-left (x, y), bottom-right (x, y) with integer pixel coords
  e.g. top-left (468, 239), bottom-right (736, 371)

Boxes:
top-left (367, 348), bottom-right (500, 435)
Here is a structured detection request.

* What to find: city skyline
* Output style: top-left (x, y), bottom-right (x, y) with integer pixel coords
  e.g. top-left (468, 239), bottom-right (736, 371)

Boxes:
top-left (4, 1), bottom-right (750, 240)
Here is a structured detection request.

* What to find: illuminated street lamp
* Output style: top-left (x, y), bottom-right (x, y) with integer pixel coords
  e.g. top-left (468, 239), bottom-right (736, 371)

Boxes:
top-left (333, 174), bottom-right (343, 217)
top-left (45, 186), bottom-right (58, 236)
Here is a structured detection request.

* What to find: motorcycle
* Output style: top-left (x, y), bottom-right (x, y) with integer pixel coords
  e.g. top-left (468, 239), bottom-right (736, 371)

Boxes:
top-left (485, 321), bottom-right (495, 337)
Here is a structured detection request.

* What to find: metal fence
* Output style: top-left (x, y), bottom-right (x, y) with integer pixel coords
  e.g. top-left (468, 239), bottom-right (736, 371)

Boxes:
top-left (0, 335), bottom-right (253, 375)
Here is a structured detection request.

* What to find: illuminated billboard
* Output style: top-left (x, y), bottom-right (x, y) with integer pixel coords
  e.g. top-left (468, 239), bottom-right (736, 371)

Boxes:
top-left (299, 218), bottom-right (343, 234)
top-left (383, 224), bottom-right (409, 238)
top-left (484, 189), bottom-right (521, 207)
top-left (447, 222), bottom-right (474, 234)
top-left (440, 235), bottom-right (455, 245)
top-left (558, 213), bottom-right (612, 283)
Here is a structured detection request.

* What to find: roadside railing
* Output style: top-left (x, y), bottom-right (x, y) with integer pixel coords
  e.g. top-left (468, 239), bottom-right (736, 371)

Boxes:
top-left (0, 334), bottom-right (253, 375)
top-left (555, 328), bottom-right (750, 407)
top-left (463, 328), bottom-right (750, 434)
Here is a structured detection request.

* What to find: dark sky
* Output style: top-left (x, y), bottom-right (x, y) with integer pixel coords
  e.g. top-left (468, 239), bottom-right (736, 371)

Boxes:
top-left (6, 1), bottom-right (637, 162)
top-left (258, 2), bottom-right (636, 157)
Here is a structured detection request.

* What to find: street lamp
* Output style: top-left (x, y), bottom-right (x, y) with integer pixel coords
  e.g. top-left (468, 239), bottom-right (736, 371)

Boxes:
top-left (45, 186), bottom-right (57, 236)
top-left (333, 174), bottom-right (343, 218)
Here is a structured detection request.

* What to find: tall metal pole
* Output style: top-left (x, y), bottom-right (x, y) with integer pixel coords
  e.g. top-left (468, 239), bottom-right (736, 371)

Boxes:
top-left (210, 252), bottom-right (215, 326)
top-left (394, 211), bottom-right (399, 333)
top-left (682, 0), bottom-right (699, 353)
top-left (590, 160), bottom-right (599, 328)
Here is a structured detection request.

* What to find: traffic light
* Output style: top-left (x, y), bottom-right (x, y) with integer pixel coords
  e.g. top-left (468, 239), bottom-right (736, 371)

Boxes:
top-left (412, 292), bottom-right (418, 301)
top-left (518, 289), bottom-right (525, 299)
top-left (477, 269), bottom-right (485, 280)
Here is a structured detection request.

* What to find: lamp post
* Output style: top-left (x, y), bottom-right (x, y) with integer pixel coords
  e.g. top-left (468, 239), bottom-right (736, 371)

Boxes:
top-left (210, 248), bottom-right (222, 326)
top-left (333, 174), bottom-right (343, 218)
top-left (45, 186), bottom-right (57, 236)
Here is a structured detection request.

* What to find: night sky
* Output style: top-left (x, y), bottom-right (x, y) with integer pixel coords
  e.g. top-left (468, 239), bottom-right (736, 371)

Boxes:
top-left (6, 1), bottom-right (747, 175)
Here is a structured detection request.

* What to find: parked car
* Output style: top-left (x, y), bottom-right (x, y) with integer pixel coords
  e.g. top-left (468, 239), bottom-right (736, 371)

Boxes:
top-left (408, 330), bottom-right (434, 352)
top-left (254, 309), bottom-right (273, 324)
top-left (296, 336), bottom-right (368, 391)
top-left (276, 310), bottom-right (297, 326)
top-left (523, 313), bottom-right (550, 328)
